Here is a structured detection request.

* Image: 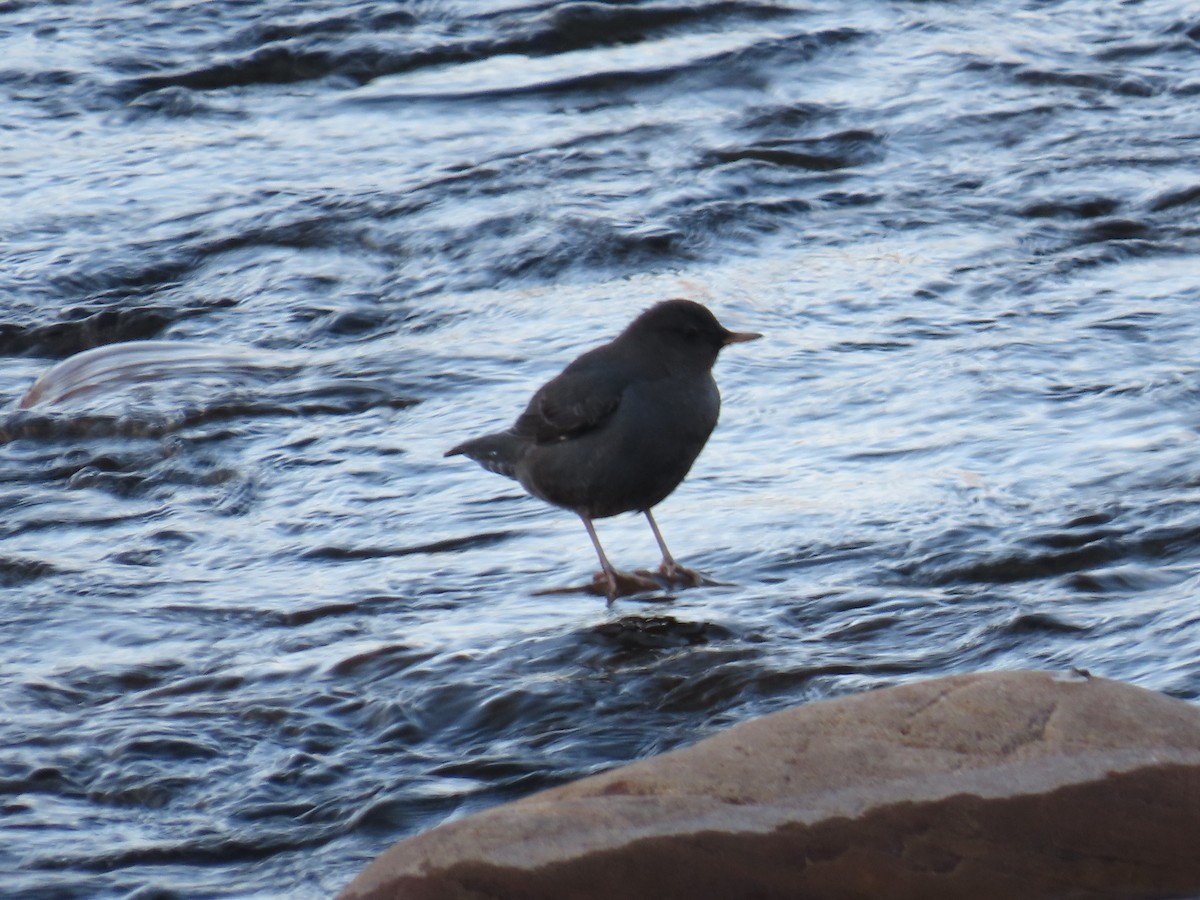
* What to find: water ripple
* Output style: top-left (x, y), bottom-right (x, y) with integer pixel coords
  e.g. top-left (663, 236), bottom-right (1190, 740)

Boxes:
top-left (3, 1), bottom-right (1200, 898)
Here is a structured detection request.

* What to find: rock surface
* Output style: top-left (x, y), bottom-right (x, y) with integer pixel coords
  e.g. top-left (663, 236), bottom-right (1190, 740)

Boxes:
top-left (338, 670), bottom-right (1200, 900)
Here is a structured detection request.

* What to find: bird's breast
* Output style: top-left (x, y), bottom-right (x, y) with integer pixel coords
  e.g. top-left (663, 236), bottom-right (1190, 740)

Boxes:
top-left (624, 372), bottom-right (720, 443)
top-left (518, 373), bottom-right (720, 518)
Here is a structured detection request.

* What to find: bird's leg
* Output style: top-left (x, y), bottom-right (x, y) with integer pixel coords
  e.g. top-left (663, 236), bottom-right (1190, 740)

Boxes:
top-left (580, 514), bottom-right (660, 600)
top-left (644, 509), bottom-right (681, 576)
top-left (580, 514), bottom-right (620, 598)
top-left (643, 510), bottom-right (709, 586)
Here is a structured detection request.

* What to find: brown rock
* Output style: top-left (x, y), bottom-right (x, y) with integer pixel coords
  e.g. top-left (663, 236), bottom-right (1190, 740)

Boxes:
top-left (338, 670), bottom-right (1200, 900)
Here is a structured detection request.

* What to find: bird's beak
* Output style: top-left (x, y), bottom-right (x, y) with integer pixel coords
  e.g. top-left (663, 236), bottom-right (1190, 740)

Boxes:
top-left (722, 329), bottom-right (763, 345)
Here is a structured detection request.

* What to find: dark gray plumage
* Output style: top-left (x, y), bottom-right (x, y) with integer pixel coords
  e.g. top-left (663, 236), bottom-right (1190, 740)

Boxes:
top-left (446, 299), bottom-right (761, 598)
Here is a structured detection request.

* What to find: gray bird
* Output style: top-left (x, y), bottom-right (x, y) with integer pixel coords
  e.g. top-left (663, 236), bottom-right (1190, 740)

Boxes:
top-left (446, 299), bottom-right (761, 599)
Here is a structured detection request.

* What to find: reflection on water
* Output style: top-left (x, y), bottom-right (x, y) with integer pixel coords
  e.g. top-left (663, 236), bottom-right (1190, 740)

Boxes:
top-left (3, 0), bottom-right (1200, 897)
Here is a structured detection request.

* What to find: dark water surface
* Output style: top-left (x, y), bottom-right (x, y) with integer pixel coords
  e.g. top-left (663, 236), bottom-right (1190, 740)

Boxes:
top-left (4, 1), bottom-right (1200, 896)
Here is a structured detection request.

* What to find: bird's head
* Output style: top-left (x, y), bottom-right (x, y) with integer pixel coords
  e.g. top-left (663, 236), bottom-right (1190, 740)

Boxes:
top-left (624, 299), bottom-right (761, 370)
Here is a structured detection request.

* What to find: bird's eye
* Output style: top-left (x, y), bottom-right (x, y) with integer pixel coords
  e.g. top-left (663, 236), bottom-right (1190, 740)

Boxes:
top-left (683, 326), bottom-right (699, 339)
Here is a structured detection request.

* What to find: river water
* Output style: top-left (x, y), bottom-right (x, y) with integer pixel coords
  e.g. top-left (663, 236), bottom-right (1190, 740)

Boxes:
top-left (3, 1), bottom-right (1200, 897)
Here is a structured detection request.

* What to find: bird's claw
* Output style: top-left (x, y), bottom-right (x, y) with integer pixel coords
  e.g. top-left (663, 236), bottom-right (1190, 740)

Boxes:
top-left (652, 563), bottom-right (717, 587)
top-left (593, 569), bottom-right (664, 600)
top-left (537, 566), bottom-right (719, 601)
top-left (594, 565), bottom-right (719, 600)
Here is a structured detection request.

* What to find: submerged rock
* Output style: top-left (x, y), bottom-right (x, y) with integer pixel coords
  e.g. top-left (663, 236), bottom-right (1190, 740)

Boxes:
top-left (338, 670), bottom-right (1200, 900)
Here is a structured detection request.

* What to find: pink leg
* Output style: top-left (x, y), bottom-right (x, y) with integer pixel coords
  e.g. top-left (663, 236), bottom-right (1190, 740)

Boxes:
top-left (580, 514), bottom-right (620, 597)
top-left (578, 514), bottom-right (666, 600)
top-left (644, 509), bottom-right (680, 576)
top-left (643, 510), bottom-right (711, 586)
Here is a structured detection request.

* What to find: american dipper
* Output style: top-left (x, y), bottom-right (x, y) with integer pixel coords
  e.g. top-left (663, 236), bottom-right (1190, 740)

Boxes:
top-left (446, 299), bottom-right (761, 599)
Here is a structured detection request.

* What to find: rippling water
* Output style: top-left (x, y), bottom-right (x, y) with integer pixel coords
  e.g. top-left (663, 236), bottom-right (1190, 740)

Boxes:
top-left (4, 1), bottom-right (1200, 896)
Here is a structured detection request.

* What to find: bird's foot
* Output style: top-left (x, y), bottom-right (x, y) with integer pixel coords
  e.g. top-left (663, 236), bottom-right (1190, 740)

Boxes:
top-left (533, 567), bottom-right (719, 601)
top-left (603, 564), bottom-right (721, 598)
top-left (646, 563), bottom-right (720, 588)
top-left (532, 569), bottom-right (664, 599)
top-left (593, 568), bottom-right (665, 600)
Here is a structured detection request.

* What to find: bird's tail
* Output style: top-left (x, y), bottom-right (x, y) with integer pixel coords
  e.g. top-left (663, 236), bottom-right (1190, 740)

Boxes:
top-left (445, 432), bottom-right (526, 479)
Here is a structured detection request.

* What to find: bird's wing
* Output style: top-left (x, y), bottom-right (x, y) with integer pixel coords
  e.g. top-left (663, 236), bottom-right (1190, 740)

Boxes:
top-left (513, 359), bottom-right (625, 444)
